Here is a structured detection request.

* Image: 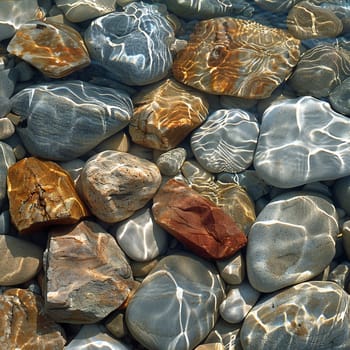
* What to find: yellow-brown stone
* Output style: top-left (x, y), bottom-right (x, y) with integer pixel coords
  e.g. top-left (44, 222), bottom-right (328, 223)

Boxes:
top-left (129, 78), bottom-right (209, 150)
top-left (7, 157), bottom-right (89, 234)
top-left (7, 19), bottom-right (90, 78)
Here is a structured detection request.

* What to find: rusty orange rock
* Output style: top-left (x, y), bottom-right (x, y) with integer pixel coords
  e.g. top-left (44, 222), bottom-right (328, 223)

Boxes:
top-left (7, 157), bottom-right (89, 234)
top-left (152, 179), bottom-right (247, 260)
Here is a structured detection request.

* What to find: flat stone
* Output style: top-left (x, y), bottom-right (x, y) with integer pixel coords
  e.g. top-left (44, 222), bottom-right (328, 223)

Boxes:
top-left (78, 151), bottom-right (161, 223)
top-left (0, 288), bottom-right (66, 349)
top-left (7, 157), bottom-right (89, 234)
top-left (246, 192), bottom-right (338, 293)
top-left (191, 109), bottom-right (259, 173)
top-left (216, 252), bottom-right (245, 285)
top-left (240, 281), bottom-right (350, 349)
top-left (0, 141), bottom-right (16, 209)
top-left (55, 0), bottom-right (118, 22)
top-left (219, 281), bottom-right (260, 324)
top-left (287, 1), bottom-right (343, 39)
top-left (7, 20), bottom-right (90, 78)
top-left (288, 44), bottom-right (350, 98)
top-left (173, 18), bottom-right (300, 98)
top-left (84, 2), bottom-right (175, 86)
top-left (152, 179), bottom-right (247, 260)
top-left (155, 147), bottom-right (187, 176)
top-left (126, 253), bottom-right (225, 350)
top-left (112, 207), bottom-right (168, 262)
top-left (330, 77), bottom-right (350, 116)
top-left (130, 78), bottom-right (209, 150)
top-left (10, 80), bottom-right (132, 161)
top-left (0, 235), bottom-right (42, 286)
top-left (44, 220), bottom-right (135, 324)
top-left (254, 96), bottom-right (350, 188)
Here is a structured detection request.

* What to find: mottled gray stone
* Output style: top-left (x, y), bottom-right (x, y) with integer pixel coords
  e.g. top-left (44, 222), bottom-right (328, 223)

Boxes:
top-left (155, 147), bottom-right (187, 176)
top-left (330, 77), bottom-right (350, 116)
top-left (0, 210), bottom-right (10, 234)
top-left (328, 261), bottom-right (350, 290)
top-left (216, 252), bottom-right (245, 285)
top-left (191, 109), bottom-right (259, 173)
top-left (126, 253), bottom-right (225, 350)
top-left (0, 97), bottom-right (11, 118)
top-left (240, 281), bottom-right (350, 350)
top-left (219, 281), bottom-right (260, 324)
top-left (0, 69), bottom-right (17, 98)
top-left (112, 207), bottom-right (168, 262)
top-left (10, 81), bottom-right (132, 161)
top-left (247, 192), bottom-right (338, 293)
top-left (84, 2), bottom-right (175, 86)
top-left (254, 96), bottom-right (350, 188)
top-left (78, 151), bottom-right (161, 223)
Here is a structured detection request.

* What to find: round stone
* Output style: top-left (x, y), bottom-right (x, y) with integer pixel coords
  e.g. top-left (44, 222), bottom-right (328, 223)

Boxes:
top-left (191, 109), bottom-right (259, 173)
top-left (0, 118), bottom-right (15, 140)
top-left (240, 281), bottom-right (350, 349)
top-left (126, 253), bottom-right (225, 350)
top-left (246, 192), bottom-right (338, 293)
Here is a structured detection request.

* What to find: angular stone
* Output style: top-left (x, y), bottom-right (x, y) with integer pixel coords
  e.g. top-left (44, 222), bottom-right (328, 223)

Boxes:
top-left (254, 96), bottom-right (350, 188)
top-left (0, 141), bottom-right (16, 208)
top-left (287, 1), bottom-right (343, 39)
top-left (0, 235), bottom-right (42, 286)
top-left (78, 151), bottom-right (161, 223)
top-left (130, 78), bottom-right (209, 150)
top-left (246, 192), bottom-right (338, 293)
top-left (191, 109), bottom-right (259, 173)
top-left (44, 220), bottom-right (135, 324)
top-left (152, 179), bottom-right (247, 260)
top-left (84, 2), bottom-right (175, 86)
top-left (126, 253), bottom-right (225, 350)
top-left (0, 117), bottom-right (15, 140)
top-left (7, 157), bottom-right (89, 234)
top-left (112, 207), bottom-right (168, 262)
top-left (330, 76), bottom-right (350, 116)
top-left (55, 0), bottom-right (118, 22)
top-left (173, 18), bottom-right (300, 98)
top-left (155, 147), bottom-right (187, 176)
top-left (0, 288), bottom-right (66, 349)
top-left (216, 252), bottom-right (245, 285)
top-left (10, 80), bottom-right (132, 161)
top-left (288, 44), bottom-right (350, 98)
top-left (7, 20), bottom-right (90, 78)
top-left (240, 281), bottom-right (350, 349)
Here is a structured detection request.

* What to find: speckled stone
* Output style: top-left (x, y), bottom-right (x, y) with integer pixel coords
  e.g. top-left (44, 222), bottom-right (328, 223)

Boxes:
top-left (191, 109), bottom-right (259, 173)
top-left (247, 192), bottom-right (338, 293)
top-left (78, 151), bottom-right (161, 223)
top-left (155, 147), bottom-right (187, 176)
top-left (0, 141), bottom-right (16, 209)
top-left (288, 44), bottom-right (350, 98)
top-left (173, 17), bottom-right (300, 98)
top-left (7, 20), bottom-right (90, 78)
top-left (254, 96), bottom-right (350, 188)
top-left (330, 77), bottom-right (350, 116)
top-left (84, 2), bottom-right (175, 86)
top-left (287, 1), bottom-right (343, 39)
top-left (126, 253), bottom-right (225, 350)
top-left (240, 281), bottom-right (350, 349)
top-left (0, 288), bottom-right (66, 349)
top-left (0, 235), bottom-right (42, 286)
top-left (55, 0), bottom-right (118, 22)
top-left (129, 78), bottom-right (209, 150)
top-left (112, 207), bottom-right (168, 262)
top-left (0, 0), bottom-right (43, 41)
top-left (10, 80), bottom-right (132, 161)
top-left (157, 0), bottom-right (254, 19)
top-left (44, 220), bottom-right (135, 324)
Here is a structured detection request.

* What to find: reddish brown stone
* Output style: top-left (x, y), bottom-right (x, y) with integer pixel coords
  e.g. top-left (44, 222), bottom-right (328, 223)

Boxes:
top-left (152, 179), bottom-right (247, 260)
top-left (0, 288), bottom-right (66, 349)
top-left (7, 157), bottom-right (89, 234)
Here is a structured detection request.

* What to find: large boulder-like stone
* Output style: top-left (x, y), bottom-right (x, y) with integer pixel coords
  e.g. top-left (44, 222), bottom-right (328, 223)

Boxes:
top-left (152, 179), bottom-right (247, 260)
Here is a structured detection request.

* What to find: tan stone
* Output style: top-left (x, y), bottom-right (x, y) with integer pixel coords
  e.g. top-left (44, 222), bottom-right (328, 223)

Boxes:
top-left (195, 344), bottom-right (225, 350)
top-left (130, 258), bottom-right (161, 278)
top-left (92, 131), bottom-right (129, 154)
top-left (129, 78), bottom-right (209, 150)
top-left (0, 235), bottom-right (42, 286)
top-left (7, 157), bottom-right (89, 234)
top-left (152, 179), bottom-right (247, 260)
top-left (7, 20), bottom-right (90, 78)
top-left (0, 288), bottom-right (66, 349)
top-left (45, 220), bottom-right (135, 323)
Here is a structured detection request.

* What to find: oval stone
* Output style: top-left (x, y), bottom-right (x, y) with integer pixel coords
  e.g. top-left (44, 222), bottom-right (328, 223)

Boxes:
top-left (240, 281), bottom-right (350, 349)
top-left (84, 2), bottom-right (175, 86)
top-left (78, 151), bottom-right (161, 223)
top-left (191, 109), bottom-right (259, 173)
top-left (330, 76), bottom-right (350, 116)
top-left (173, 17), bottom-right (300, 98)
top-left (126, 253), bottom-right (225, 350)
top-left (10, 80), bottom-right (132, 161)
top-left (246, 192), bottom-right (338, 293)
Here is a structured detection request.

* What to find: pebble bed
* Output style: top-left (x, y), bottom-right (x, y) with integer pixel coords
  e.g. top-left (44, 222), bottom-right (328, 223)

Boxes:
top-left (1, 0), bottom-right (350, 349)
